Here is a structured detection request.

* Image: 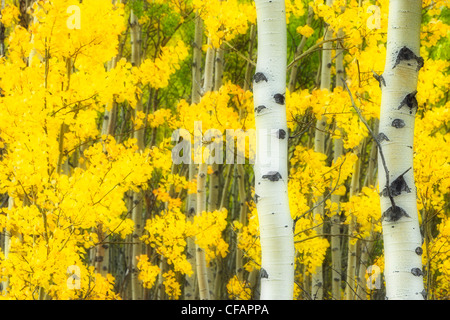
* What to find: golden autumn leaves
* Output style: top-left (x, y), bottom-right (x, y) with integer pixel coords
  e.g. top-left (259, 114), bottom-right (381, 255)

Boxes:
top-left (0, 0), bottom-right (448, 300)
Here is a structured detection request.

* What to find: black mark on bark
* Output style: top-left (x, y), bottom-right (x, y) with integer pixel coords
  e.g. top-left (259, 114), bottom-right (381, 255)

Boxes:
top-left (274, 93), bottom-right (285, 105)
top-left (260, 268), bottom-right (269, 279)
top-left (398, 91), bottom-right (418, 114)
top-left (411, 268), bottom-right (423, 277)
top-left (255, 105), bottom-right (267, 113)
top-left (421, 289), bottom-right (427, 299)
top-left (277, 129), bottom-right (286, 139)
top-left (253, 72), bottom-right (268, 83)
top-left (382, 205), bottom-right (410, 222)
top-left (378, 132), bottom-right (390, 142)
top-left (392, 118), bottom-right (405, 128)
top-left (415, 247), bottom-right (423, 256)
top-left (393, 46), bottom-right (424, 71)
top-left (381, 167), bottom-right (412, 197)
top-left (262, 171), bottom-right (282, 181)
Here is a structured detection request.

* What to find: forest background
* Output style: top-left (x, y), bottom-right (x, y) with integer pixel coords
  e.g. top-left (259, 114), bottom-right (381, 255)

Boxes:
top-left (0, 0), bottom-right (448, 300)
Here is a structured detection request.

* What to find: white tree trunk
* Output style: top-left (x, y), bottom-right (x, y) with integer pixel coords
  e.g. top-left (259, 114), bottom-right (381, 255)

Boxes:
top-left (253, 0), bottom-right (294, 300)
top-left (184, 11), bottom-right (203, 300)
top-left (330, 26), bottom-right (345, 300)
top-left (1, 196), bottom-right (14, 295)
top-left (312, 0), bottom-right (333, 300)
top-left (194, 37), bottom-right (215, 301)
top-left (377, 0), bottom-right (425, 300)
top-left (130, 9), bottom-right (145, 301)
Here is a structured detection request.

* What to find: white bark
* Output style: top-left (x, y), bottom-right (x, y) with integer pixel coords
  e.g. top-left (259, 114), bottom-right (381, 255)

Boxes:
top-left (312, 0), bottom-right (333, 300)
top-left (378, 0), bottom-right (424, 300)
top-left (1, 196), bottom-right (14, 295)
top-left (185, 11), bottom-right (203, 300)
top-left (330, 25), bottom-right (345, 301)
top-left (130, 9), bottom-right (144, 301)
top-left (253, 0), bottom-right (294, 300)
top-left (344, 149), bottom-right (361, 300)
top-left (194, 37), bottom-right (215, 301)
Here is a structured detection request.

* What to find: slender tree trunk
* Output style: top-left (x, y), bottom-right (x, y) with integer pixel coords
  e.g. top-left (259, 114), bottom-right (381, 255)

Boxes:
top-left (235, 164), bottom-right (247, 283)
top-left (330, 21), bottom-right (345, 301)
top-left (356, 131), bottom-right (378, 300)
top-left (243, 24), bottom-right (256, 92)
top-left (130, 9), bottom-right (145, 300)
top-left (1, 196), bottom-right (14, 295)
top-left (344, 146), bottom-right (361, 300)
top-left (377, 0), bottom-right (424, 300)
top-left (194, 37), bottom-right (215, 300)
top-left (253, 0), bottom-right (294, 300)
top-left (184, 11), bottom-right (204, 300)
top-left (211, 42), bottom-right (226, 299)
top-left (196, 162), bottom-right (210, 300)
top-left (101, 57), bottom-right (119, 138)
top-left (312, 0), bottom-right (333, 300)
top-left (96, 32), bottom-right (122, 277)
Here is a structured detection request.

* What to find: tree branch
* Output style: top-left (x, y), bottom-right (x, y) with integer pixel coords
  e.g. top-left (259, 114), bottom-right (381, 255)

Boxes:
top-left (341, 78), bottom-right (396, 210)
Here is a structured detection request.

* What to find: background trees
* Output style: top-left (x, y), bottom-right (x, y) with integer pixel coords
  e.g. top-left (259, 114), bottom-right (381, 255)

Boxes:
top-left (0, 0), bottom-right (448, 300)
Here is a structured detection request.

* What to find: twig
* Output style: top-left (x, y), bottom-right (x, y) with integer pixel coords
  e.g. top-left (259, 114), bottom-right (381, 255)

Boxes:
top-left (293, 157), bottom-right (346, 226)
top-left (287, 37), bottom-right (347, 70)
top-left (341, 78), bottom-right (396, 210)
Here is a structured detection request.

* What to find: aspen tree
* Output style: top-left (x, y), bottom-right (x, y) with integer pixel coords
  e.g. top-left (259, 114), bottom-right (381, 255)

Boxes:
top-left (356, 131), bottom-right (378, 300)
top-left (97, 0), bottom-right (122, 275)
top-left (330, 27), bottom-right (345, 301)
top-left (312, 0), bottom-right (333, 300)
top-left (377, 0), bottom-right (425, 300)
top-left (130, 9), bottom-right (145, 301)
top-left (195, 38), bottom-right (215, 300)
top-left (253, 0), bottom-right (294, 300)
top-left (184, 10), bottom-right (203, 301)
top-left (211, 41), bottom-right (225, 299)
top-left (101, 55), bottom-right (119, 138)
top-left (344, 148), bottom-right (361, 300)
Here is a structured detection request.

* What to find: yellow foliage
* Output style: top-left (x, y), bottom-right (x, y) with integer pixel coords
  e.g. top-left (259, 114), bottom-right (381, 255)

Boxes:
top-left (193, 0), bottom-right (256, 48)
top-left (226, 275), bottom-right (252, 300)
top-left (137, 254), bottom-right (161, 289)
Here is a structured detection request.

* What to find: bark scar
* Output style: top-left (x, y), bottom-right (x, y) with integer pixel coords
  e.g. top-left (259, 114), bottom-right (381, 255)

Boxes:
top-left (253, 72), bottom-right (268, 83)
top-left (392, 118), bottom-right (405, 128)
top-left (398, 91), bottom-right (418, 114)
top-left (381, 167), bottom-right (412, 197)
top-left (262, 171), bottom-right (282, 181)
top-left (255, 105), bottom-right (267, 113)
top-left (393, 46), bottom-right (424, 71)
top-left (382, 205), bottom-right (410, 222)
top-left (274, 93), bottom-right (285, 105)
top-left (411, 268), bottom-right (423, 277)
top-left (260, 268), bottom-right (269, 279)
top-left (377, 132), bottom-right (390, 142)
top-left (277, 129), bottom-right (286, 139)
